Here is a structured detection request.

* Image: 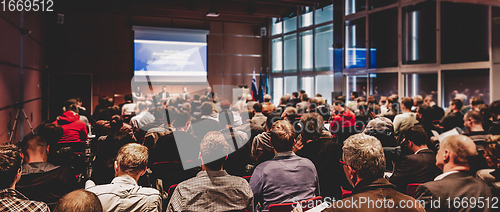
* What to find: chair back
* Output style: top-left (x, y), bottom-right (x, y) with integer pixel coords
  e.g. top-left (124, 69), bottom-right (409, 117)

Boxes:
top-left (407, 183), bottom-right (421, 197)
top-left (268, 196), bottom-right (322, 212)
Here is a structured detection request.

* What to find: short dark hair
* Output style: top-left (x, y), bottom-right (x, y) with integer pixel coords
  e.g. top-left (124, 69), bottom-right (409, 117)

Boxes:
top-left (0, 144), bottom-right (22, 189)
top-left (54, 189), bottom-right (103, 212)
top-left (124, 94), bottom-right (132, 102)
top-left (253, 103), bottom-right (263, 113)
top-left (401, 97), bottom-right (414, 110)
top-left (471, 97), bottom-right (484, 106)
top-left (404, 126), bottom-right (428, 146)
top-left (417, 104), bottom-right (432, 121)
top-left (451, 99), bottom-right (463, 110)
top-left (173, 110), bottom-right (190, 128)
top-left (18, 134), bottom-right (47, 156)
top-left (270, 120), bottom-right (296, 152)
top-left (336, 96), bottom-right (346, 103)
top-left (300, 113), bottom-right (324, 140)
top-left (300, 90), bottom-right (306, 94)
top-left (334, 100), bottom-right (345, 107)
top-left (301, 94), bottom-right (309, 102)
top-left (116, 143), bottom-right (149, 175)
top-left (137, 101), bottom-right (148, 111)
top-left (200, 102), bottom-right (213, 115)
top-left (266, 113), bottom-right (281, 131)
top-left (490, 100), bottom-right (500, 115)
top-left (37, 123), bottom-right (63, 147)
top-left (292, 92), bottom-right (299, 98)
top-left (153, 106), bottom-right (166, 120)
top-left (193, 94), bottom-right (200, 101)
top-left (65, 99), bottom-right (79, 113)
top-left (351, 92), bottom-right (359, 98)
top-left (465, 111), bottom-right (483, 125)
top-left (309, 98), bottom-right (318, 110)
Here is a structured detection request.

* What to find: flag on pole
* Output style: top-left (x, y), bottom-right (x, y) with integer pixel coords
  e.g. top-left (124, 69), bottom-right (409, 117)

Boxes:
top-left (251, 69), bottom-right (258, 101)
top-left (264, 67), bottom-right (269, 95)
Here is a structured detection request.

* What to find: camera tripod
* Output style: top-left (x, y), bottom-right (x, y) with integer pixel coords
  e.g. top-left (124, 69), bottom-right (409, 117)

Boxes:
top-left (8, 103), bottom-right (34, 144)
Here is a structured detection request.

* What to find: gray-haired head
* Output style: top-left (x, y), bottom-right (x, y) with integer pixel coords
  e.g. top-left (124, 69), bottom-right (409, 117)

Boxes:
top-left (343, 133), bottom-right (385, 180)
top-left (200, 131), bottom-right (233, 169)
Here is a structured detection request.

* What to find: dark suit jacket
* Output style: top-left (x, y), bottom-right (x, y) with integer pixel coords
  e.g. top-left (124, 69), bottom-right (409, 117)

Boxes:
top-left (389, 149), bottom-right (442, 193)
top-left (324, 178), bottom-right (425, 212)
top-left (415, 171), bottom-right (493, 212)
top-left (440, 112), bottom-right (464, 132)
top-left (191, 118), bottom-right (221, 142)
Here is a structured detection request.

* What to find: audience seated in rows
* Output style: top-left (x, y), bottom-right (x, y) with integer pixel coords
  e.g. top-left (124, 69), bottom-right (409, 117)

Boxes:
top-left (393, 97), bottom-right (418, 135)
top-left (476, 135), bottom-right (500, 196)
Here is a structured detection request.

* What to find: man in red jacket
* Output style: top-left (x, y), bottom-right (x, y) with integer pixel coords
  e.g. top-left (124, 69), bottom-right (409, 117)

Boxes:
top-left (329, 100), bottom-right (356, 142)
top-left (53, 101), bottom-right (88, 153)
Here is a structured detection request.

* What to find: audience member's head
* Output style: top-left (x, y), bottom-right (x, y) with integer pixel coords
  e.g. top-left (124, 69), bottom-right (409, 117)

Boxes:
top-left (401, 97), bottom-right (414, 111)
top-left (200, 131), bottom-right (233, 170)
top-left (114, 143), bottom-right (149, 180)
top-left (253, 103), bottom-right (263, 113)
top-left (110, 115), bottom-right (124, 131)
top-left (334, 100), bottom-right (345, 112)
top-left (308, 98), bottom-right (319, 111)
top-left (464, 111), bottom-right (484, 131)
top-left (300, 112), bottom-right (324, 140)
top-left (124, 94), bottom-right (132, 103)
top-left (437, 135), bottom-right (478, 171)
top-left (279, 96), bottom-right (288, 105)
top-left (137, 101), bottom-right (148, 112)
top-left (379, 96), bottom-right (387, 106)
top-left (451, 99), bottom-right (463, 111)
top-left (270, 120), bottom-right (296, 153)
top-left (0, 144), bottom-right (22, 189)
top-left (317, 97), bottom-right (326, 105)
top-left (17, 134), bottom-right (49, 163)
top-left (403, 126), bottom-right (429, 153)
top-left (37, 122), bottom-right (63, 147)
top-left (193, 94), bottom-right (200, 101)
top-left (282, 107), bottom-right (298, 121)
top-left (417, 104), bottom-right (433, 122)
top-left (424, 96), bottom-right (434, 106)
top-left (200, 102), bottom-right (213, 116)
top-left (64, 99), bottom-right (79, 113)
top-left (490, 100), bottom-right (500, 120)
top-left (412, 95), bottom-right (423, 106)
top-left (470, 97), bottom-right (485, 111)
top-left (54, 189), bottom-right (103, 212)
top-left (351, 92), bottom-right (359, 100)
top-left (292, 92), bottom-right (299, 99)
top-left (220, 100), bottom-right (231, 110)
top-left (173, 110), bottom-right (190, 129)
top-left (342, 134), bottom-right (385, 186)
top-left (301, 94), bottom-right (309, 102)
top-left (153, 106), bottom-right (166, 121)
top-left (266, 113), bottom-right (281, 132)
top-left (484, 135), bottom-right (500, 169)
top-left (336, 96), bottom-right (346, 103)
top-left (264, 94), bottom-right (271, 103)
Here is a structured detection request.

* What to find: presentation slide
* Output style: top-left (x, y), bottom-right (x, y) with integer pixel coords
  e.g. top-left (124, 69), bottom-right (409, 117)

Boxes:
top-left (134, 39), bottom-right (207, 83)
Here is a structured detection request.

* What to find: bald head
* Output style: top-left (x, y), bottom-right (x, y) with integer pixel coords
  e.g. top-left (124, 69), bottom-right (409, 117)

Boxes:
top-left (440, 135), bottom-right (478, 166)
top-left (54, 189), bottom-right (103, 212)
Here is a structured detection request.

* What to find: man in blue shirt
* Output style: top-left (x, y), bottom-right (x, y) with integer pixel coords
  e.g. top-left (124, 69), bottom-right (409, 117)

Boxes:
top-left (249, 120), bottom-right (320, 212)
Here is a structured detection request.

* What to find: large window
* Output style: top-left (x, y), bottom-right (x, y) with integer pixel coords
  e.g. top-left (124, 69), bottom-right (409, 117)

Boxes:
top-left (316, 75), bottom-right (334, 104)
top-left (315, 4), bottom-right (333, 24)
top-left (301, 77), bottom-right (314, 96)
top-left (315, 25), bottom-right (334, 71)
top-left (441, 2), bottom-right (489, 64)
top-left (272, 18), bottom-right (282, 36)
top-left (273, 77), bottom-right (284, 105)
top-left (284, 34), bottom-right (297, 73)
top-left (300, 30), bottom-right (313, 71)
top-left (405, 73), bottom-right (438, 98)
top-left (442, 69), bottom-right (490, 107)
top-left (369, 8), bottom-right (398, 68)
top-left (284, 76), bottom-right (298, 96)
top-left (284, 16), bottom-right (297, 33)
top-left (300, 7), bottom-right (313, 28)
top-left (403, 1), bottom-right (436, 64)
top-left (369, 73), bottom-right (398, 99)
top-left (345, 18), bottom-right (366, 69)
top-left (272, 38), bottom-right (282, 73)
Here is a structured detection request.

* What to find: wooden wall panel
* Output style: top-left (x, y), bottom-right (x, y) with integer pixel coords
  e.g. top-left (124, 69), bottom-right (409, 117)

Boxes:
top-left (223, 55), bottom-right (262, 75)
top-left (224, 36), bottom-right (262, 55)
top-left (0, 65), bottom-right (21, 109)
top-left (0, 19), bottom-right (20, 65)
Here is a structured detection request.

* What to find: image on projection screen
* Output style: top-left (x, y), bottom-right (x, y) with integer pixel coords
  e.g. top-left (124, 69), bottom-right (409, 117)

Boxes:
top-left (134, 39), bottom-right (207, 83)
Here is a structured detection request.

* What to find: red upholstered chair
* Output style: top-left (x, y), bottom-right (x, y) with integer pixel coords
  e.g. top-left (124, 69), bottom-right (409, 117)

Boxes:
top-left (407, 183), bottom-right (421, 197)
top-left (341, 186), bottom-right (352, 199)
top-left (242, 176), bottom-right (251, 183)
top-left (268, 196), bottom-right (322, 212)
